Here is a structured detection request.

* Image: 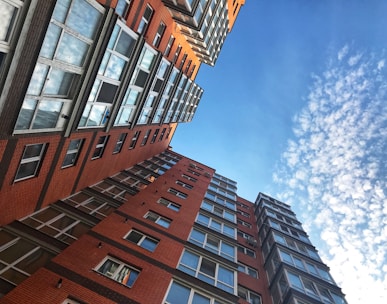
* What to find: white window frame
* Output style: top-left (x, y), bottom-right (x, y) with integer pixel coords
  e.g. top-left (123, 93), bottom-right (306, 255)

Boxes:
top-left (158, 197), bottom-right (181, 212)
top-left (168, 187), bottom-right (188, 199)
top-left (129, 130), bottom-right (141, 149)
top-left (164, 35), bottom-right (175, 56)
top-left (124, 229), bottom-right (159, 252)
top-left (144, 211), bottom-right (171, 228)
top-left (176, 180), bottom-right (193, 190)
top-left (91, 135), bottom-right (109, 159)
top-left (201, 200), bottom-right (236, 223)
top-left (95, 256), bottom-right (140, 287)
top-left (181, 173), bottom-right (197, 182)
top-left (14, 143), bottom-right (47, 181)
top-left (91, 180), bottom-right (128, 202)
top-left (137, 4), bottom-right (153, 34)
top-left (196, 212), bottom-right (236, 239)
top-left (152, 22), bottom-right (166, 47)
top-left (62, 138), bottom-right (84, 168)
top-left (113, 133), bottom-right (127, 154)
top-left (177, 250), bottom-right (236, 294)
top-left (238, 245), bottom-right (256, 258)
top-left (238, 285), bottom-right (262, 304)
top-left (238, 263), bottom-right (258, 278)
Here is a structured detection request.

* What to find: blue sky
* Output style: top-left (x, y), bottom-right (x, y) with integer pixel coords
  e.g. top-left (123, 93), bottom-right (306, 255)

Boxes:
top-left (171, 1), bottom-right (387, 303)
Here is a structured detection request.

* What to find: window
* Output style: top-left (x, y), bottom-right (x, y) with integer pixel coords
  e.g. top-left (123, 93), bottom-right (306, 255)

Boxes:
top-left (96, 256), bottom-right (140, 287)
top-left (164, 280), bottom-right (225, 304)
top-left (112, 172), bottom-right (148, 191)
top-left (153, 22), bottom-right (166, 47)
top-left (92, 136), bottom-right (109, 159)
top-left (173, 44), bottom-right (182, 62)
top-left (189, 228), bottom-right (235, 261)
top-left (196, 213), bottom-right (236, 238)
top-left (15, 0), bottom-right (104, 132)
top-left (168, 188), bottom-right (187, 199)
top-left (238, 263), bottom-right (258, 278)
top-left (144, 211), bottom-right (171, 228)
top-left (125, 229), bottom-right (159, 252)
top-left (0, 230), bottom-right (55, 290)
top-left (187, 168), bottom-right (200, 176)
top-left (15, 143), bottom-right (47, 181)
top-left (137, 4), bottom-right (153, 34)
top-left (201, 201), bottom-right (236, 223)
top-left (113, 133), bottom-right (127, 154)
top-left (21, 207), bottom-right (92, 244)
top-left (158, 198), bottom-right (180, 211)
top-left (151, 129), bottom-right (159, 143)
top-left (62, 139), bottom-right (83, 167)
top-left (238, 286), bottom-right (262, 304)
top-left (181, 174), bottom-right (197, 182)
top-left (164, 35), bottom-right (175, 56)
top-left (80, 21), bottom-right (138, 128)
top-left (91, 180), bottom-right (129, 202)
top-left (178, 250), bottom-right (235, 293)
top-left (115, 0), bottom-right (131, 18)
top-left (141, 129), bottom-right (151, 146)
top-left (237, 230), bottom-right (253, 240)
top-left (159, 128), bottom-right (167, 141)
top-left (237, 210), bottom-right (250, 218)
top-left (129, 131), bottom-right (140, 149)
top-left (238, 245), bottom-right (256, 258)
top-left (176, 180), bottom-right (193, 190)
top-left (0, 0), bottom-right (23, 71)
top-left (205, 192), bottom-right (236, 210)
top-left (237, 219), bottom-right (252, 228)
top-left (63, 192), bottom-right (116, 219)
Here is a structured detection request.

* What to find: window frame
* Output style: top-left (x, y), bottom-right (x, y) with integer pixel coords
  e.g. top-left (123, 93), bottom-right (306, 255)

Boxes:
top-left (168, 187), bottom-right (188, 199)
top-left (95, 256), bottom-right (140, 288)
top-left (158, 197), bottom-right (181, 212)
top-left (144, 211), bottom-right (171, 228)
top-left (91, 135), bottom-right (109, 159)
top-left (129, 130), bottom-right (141, 149)
top-left (113, 133), bottom-right (127, 154)
top-left (14, 143), bottom-right (47, 181)
top-left (124, 229), bottom-right (159, 252)
top-left (137, 4), bottom-right (153, 35)
top-left (152, 21), bottom-right (166, 47)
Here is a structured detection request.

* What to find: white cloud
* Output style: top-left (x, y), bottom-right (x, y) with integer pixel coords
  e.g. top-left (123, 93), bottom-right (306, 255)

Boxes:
top-left (273, 46), bottom-right (387, 304)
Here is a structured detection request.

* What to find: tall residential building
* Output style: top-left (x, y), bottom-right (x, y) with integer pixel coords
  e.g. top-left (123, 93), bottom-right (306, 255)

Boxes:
top-left (0, 0), bottom-right (245, 225)
top-left (0, 148), bottom-right (347, 304)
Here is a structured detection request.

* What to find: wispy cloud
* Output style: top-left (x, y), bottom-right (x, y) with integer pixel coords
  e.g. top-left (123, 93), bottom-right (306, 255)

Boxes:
top-left (273, 45), bottom-right (387, 303)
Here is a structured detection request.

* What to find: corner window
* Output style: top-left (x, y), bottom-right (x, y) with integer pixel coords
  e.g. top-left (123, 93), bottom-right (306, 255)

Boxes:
top-left (96, 256), bottom-right (140, 287)
top-left (125, 229), bottom-right (159, 252)
top-left (137, 4), bottom-right (153, 35)
top-left (144, 211), bottom-right (171, 228)
top-left (92, 135), bottom-right (109, 159)
top-left (62, 139), bottom-right (84, 167)
top-left (15, 143), bottom-right (47, 181)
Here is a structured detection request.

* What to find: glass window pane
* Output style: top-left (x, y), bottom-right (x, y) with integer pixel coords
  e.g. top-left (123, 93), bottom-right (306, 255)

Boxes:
top-left (27, 64), bottom-right (49, 95)
top-left (16, 161), bottom-right (40, 180)
top-left (15, 248), bottom-right (55, 274)
top-left (141, 238), bottom-right (158, 252)
top-left (44, 69), bottom-right (75, 96)
top-left (104, 55), bottom-right (126, 80)
top-left (166, 282), bottom-right (190, 304)
top-left (67, 0), bottom-right (101, 39)
top-left (15, 99), bottom-right (37, 130)
top-left (2, 268), bottom-right (28, 285)
top-left (40, 24), bottom-right (62, 59)
top-left (199, 259), bottom-right (215, 277)
top-left (98, 259), bottom-right (119, 277)
top-left (52, 0), bottom-right (71, 22)
top-left (126, 231), bottom-right (142, 243)
top-left (116, 31), bottom-right (135, 57)
top-left (192, 293), bottom-right (211, 304)
top-left (0, 239), bottom-right (36, 263)
top-left (56, 33), bottom-right (89, 66)
top-left (32, 100), bottom-right (62, 129)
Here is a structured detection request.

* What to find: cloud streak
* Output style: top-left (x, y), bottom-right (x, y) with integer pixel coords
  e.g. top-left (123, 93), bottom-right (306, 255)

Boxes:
top-left (273, 45), bottom-right (387, 304)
